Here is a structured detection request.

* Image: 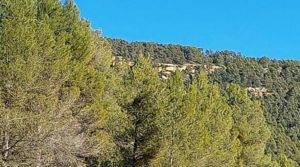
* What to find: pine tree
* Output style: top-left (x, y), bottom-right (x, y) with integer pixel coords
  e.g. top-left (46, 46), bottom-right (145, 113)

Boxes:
top-left (183, 73), bottom-right (238, 167)
top-left (0, 0), bottom-right (41, 165)
top-left (152, 72), bottom-right (240, 167)
top-left (277, 154), bottom-right (298, 167)
top-left (151, 70), bottom-right (188, 167)
top-left (226, 84), bottom-right (273, 166)
top-left (117, 55), bottom-right (162, 167)
top-left (0, 0), bottom-right (120, 166)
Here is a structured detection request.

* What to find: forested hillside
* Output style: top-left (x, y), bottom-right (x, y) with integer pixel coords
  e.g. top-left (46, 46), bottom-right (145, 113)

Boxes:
top-left (0, 0), bottom-right (299, 166)
top-left (108, 39), bottom-right (300, 165)
top-left (109, 39), bottom-right (300, 166)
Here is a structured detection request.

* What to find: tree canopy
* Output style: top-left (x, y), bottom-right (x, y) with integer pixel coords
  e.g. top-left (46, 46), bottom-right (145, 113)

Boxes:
top-left (0, 0), bottom-right (299, 166)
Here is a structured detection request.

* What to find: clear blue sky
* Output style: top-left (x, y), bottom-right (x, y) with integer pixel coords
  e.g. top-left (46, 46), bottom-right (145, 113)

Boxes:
top-left (72, 0), bottom-right (300, 60)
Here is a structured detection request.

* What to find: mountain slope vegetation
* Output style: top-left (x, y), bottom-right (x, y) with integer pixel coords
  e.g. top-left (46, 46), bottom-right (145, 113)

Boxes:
top-left (0, 0), bottom-right (299, 166)
top-left (109, 39), bottom-right (300, 166)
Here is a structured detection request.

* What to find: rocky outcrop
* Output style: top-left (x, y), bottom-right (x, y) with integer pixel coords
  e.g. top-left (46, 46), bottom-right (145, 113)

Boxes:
top-left (112, 56), bottom-right (224, 79)
top-left (246, 87), bottom-right (273, 97)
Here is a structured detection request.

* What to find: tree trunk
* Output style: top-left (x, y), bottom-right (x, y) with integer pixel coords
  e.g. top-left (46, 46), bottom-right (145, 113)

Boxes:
top-left (2, 130), bottom-right (9, 161)
top-left (2, 119), bottom-right (10, 167)
top-left (36, 123), bottom-right (42, 167)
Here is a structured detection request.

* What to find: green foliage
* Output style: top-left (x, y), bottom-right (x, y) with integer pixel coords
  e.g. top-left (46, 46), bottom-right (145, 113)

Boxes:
top-left (277, 154), bottom-right (298, 167)
top-left (1, 0), bottom-right (299, 166)
top-left (210, 55), bottom-right (300, 165)
top-left (151, 70), bottom-right (188, 167)
top-left (0, 0), bottom-right (123, 166)
top-left (183, 73), bottom-right (237, 167)
top-left (151, 72), bottom-right (273, 167)
top-left (115, 55), bottom-right (162, 167)
top-left (226, 84), bottom-right (273, 166)
top-left (109, 39), bottom-right (300, 166)
top-left (108, 38), bottom-right (206, 64)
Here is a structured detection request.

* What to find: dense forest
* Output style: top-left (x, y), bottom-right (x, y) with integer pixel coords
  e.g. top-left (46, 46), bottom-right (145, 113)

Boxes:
top-left (108, 39), bottom-right (300, 166)
top-left (109, 39), bottom-right (300, 166)
top-left (0, 0), bottom-right (299, 167)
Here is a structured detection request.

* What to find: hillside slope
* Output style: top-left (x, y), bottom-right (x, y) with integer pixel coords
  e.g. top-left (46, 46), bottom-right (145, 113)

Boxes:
top-left (108, 38), bottom-right (300, 165)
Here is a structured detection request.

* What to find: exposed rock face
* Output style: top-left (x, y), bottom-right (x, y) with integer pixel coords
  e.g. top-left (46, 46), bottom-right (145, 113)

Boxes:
top-left (246, 87), bottom-right (273, 97)
top-left (206, 65), bottom-right (223, 73)
top-left (113, 56), bottom-right (273, 97)
top-left (112, 56), bottom-right (223, 79)
top-left (112, 56), bottom-right (135, 66)
top-left (155, 63), bottom-right (199, 72)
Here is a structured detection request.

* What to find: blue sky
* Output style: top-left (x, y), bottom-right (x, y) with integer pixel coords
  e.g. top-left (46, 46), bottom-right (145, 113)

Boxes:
top-left (72, 0), bottom-right (300, 60)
